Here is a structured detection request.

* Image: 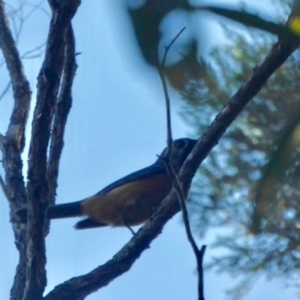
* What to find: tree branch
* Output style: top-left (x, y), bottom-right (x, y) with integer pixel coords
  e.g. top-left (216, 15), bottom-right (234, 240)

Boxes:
top-left (0, 0), bottom-right (31, 150)
top-left (157, 27), bottom-right (206, 300)
top-left (159, 27), bottom-right (186, 146)
top-left (23, 1), bottom-right (81, 299)
top-left (0, 0), bottom-right (29, 210)
top-left (47, 25), bottom-right (77, 205)
top-left (44, 40), bottom-right (296, 300)
top-left (0, 2), bottom-right (31, 298)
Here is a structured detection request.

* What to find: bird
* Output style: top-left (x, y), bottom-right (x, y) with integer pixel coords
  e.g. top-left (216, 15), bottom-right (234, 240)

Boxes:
top-left (18, 138), bottom-right (196, 231)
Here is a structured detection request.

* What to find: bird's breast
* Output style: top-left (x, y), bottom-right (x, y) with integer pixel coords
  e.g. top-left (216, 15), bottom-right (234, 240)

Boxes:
top-left (81, 174), bottom-right (172, 226)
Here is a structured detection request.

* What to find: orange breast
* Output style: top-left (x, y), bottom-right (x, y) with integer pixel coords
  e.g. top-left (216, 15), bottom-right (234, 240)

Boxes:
top-left (81, 174), bottom-right (172, 226)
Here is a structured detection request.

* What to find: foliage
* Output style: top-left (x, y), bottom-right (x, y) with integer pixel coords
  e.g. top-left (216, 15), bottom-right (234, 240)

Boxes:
top-left (181, 13), bottom-right (300, 299)
top-left (128, 0), bottom-right (300, 296)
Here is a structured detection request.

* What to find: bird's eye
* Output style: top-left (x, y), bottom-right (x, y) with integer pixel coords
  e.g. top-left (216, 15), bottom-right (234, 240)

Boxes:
top-left (174, 139), bottom-right (186, 148)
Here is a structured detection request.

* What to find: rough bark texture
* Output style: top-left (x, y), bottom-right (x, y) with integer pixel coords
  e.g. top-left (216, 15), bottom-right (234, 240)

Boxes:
top-left (24, 1), bottom-right (80, 298)
top-left (0, 1), bottom-right (80, 299)
top-left (0, 1), bottom-right (31, 298)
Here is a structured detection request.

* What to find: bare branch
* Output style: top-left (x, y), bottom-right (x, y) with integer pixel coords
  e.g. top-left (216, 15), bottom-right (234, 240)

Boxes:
top-left (0, 0), bottom-right (31, 150)
top-left (157, 27), bottom-right (186, 147)
top-left (48, 25), bottom-right (77, 205)
top-left (161, 27), bottom-right (186, 66)
top-left (0, 3), bottom-right (30, 297)
top-left (5, 0), bottom-right (47, 44)
top-left (158, 28), bottom-right (206, 300)
top-left (21, 42), bottom-right (46, 59)
top-left (23, 1), bottom-right (81, 299)
top-left (44, 38), bottom-right (296, 300)
top-left (164, 158), bottom-right (206, 299)
top-left (27, 2), bottom-right (50, 18)
top-left (0, 43), bottom-right (46, 102)
top-left (23, 1), bottom-right (48, 21)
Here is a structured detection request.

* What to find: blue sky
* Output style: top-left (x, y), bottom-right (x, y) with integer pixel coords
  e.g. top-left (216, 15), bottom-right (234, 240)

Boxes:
top-left (0, 1), bottom-right (298, 299)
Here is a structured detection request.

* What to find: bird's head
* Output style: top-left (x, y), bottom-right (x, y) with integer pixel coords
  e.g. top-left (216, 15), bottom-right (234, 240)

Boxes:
top-left (158, 138), bottom-right (197, 172)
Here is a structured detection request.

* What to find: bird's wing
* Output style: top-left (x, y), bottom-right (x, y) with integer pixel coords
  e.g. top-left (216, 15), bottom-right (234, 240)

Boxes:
top-left (96, 162), bottom-right (166, 195)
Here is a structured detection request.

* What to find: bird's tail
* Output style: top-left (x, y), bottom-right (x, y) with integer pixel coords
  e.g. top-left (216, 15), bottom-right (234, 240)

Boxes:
top-left (47, 201), bottom-right (83, 219)
top-left (17, 201), bottom-right (83, 222)
top-left (75, 218), bottom-right (107, 230)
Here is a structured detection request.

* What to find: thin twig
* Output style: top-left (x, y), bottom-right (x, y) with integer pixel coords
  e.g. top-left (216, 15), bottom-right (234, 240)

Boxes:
top-left (168, 157), bottom-right (206, 295)
top-left (0, 42), bottom-right (46, 102)
top-left (27, 1), bottom-right (51, 18)
top-left (6, 0), bottom-right (46, 44)
top-left (0, 81), bottom-right (11, 101)
top-left (21, 42), bottom-right (46, 59)
top-left (161, 27), bottom-right (186, 66)
top-left (23, 1), bottom-right (47, 21)
top-left (157, 27), bottom-right (186, 148)
top-left (157, 27), bottom-right (206, 300)
top-left (0, 42), bottom-right (45, 101)
top-left (165, 161), bottom-right (206, 299)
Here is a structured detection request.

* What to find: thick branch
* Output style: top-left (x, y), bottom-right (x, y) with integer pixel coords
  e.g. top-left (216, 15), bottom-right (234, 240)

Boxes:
top-left (0, 1), bottom-right (29, 216)
top-left (0, 2), bottom-right (30, 298)
top-left (23, 1), bottom-right (81, 300)
top-left (44, 41), bottom-right (295, 300)
top-left (47, 26), bottom-right (77, 205)
top-left (0, 0), bottom-right (31, 150)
